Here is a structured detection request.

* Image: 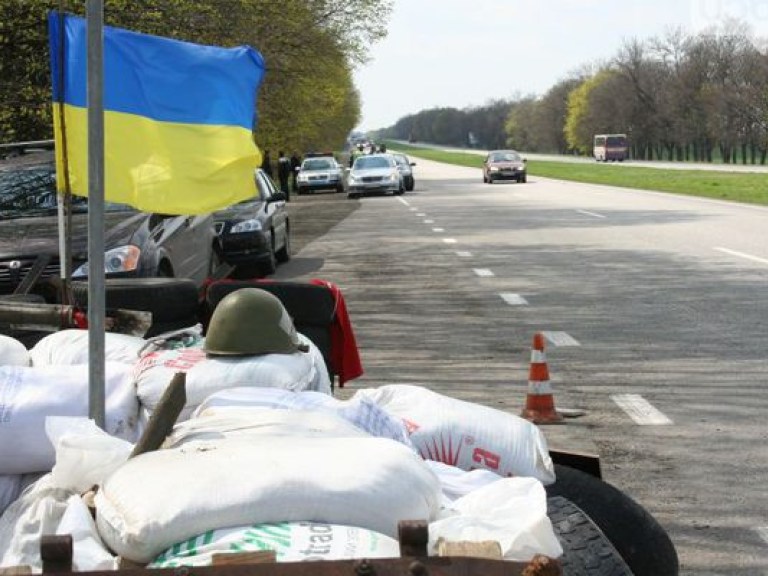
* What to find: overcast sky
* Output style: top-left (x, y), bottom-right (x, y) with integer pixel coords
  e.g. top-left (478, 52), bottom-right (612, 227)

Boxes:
top-left (353, 0), bottom-right (768, 131)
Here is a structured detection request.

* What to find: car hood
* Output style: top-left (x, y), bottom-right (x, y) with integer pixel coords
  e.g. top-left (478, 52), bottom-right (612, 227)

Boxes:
top-left (0, 210), bottom-right (147, 258)
top-left (213, 201), bottom-right (263, 223)
top-left (351, 167), bottom-right (397, 178)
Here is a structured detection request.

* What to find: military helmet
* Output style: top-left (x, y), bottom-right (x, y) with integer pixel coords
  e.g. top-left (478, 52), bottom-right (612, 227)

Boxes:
top-left (205, 288), bottom-right (309, 356)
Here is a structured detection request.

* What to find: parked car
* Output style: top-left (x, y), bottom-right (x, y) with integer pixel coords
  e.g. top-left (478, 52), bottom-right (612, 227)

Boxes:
top-left (213, 168), bottom-right (290, 277)
top-left (392, 152), bottom-right (416, 191)
top-left (482, 149), bottom-right (527, 184)
top-left (296, 155), bottom-right (345, 195)
top-left (0, 147), bottom-right (218, 301)
top-left (346, 153), bottom-right (405, 199)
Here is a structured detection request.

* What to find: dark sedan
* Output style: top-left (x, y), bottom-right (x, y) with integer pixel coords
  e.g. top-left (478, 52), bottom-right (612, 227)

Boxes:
top-left (482, 149), bottom-right (527, 184)
top-left (213, 168), bottom-right (290, 277)
top-left (0, 149), bottom-right (218, 300)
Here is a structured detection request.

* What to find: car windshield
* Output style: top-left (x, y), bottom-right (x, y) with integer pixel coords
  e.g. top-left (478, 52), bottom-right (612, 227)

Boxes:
top-left (303, 159), bottom-right (334, 170)
top-left (393, 155), bottom-right (408, 166)
top-left (355, 156), bottom-right (391, 169)
top-left (0, 164), bottom-right (134, 219)
top-left (490, 152), bottom-right (520, 162)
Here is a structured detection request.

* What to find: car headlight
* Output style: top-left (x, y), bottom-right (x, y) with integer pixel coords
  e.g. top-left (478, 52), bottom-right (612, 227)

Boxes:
top-left (490, 166), bottom-right (500, 172)
top-left (230, 219), bottom-right (263, 233)
top-left (388, 173), bottom-right (398, 182)
top-left (72, 245), bottom-right (141, 278)
top-left (348, 174), bottom-right (359, 183)
top-left (297, 174), bottom-right (309, 182)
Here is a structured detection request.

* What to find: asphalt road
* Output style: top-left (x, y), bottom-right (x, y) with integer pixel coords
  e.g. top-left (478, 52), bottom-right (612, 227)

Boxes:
top-left (277, 159), bottom-right (768, 576)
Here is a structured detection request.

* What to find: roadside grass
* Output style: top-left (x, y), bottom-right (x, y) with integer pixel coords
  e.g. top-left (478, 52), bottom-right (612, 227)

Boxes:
top-left (384, 141), bottom-right (768, 207)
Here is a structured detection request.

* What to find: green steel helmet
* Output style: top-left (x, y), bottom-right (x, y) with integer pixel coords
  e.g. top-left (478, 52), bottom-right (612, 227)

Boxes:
top-left (204, 288), bottom-right (309, 356)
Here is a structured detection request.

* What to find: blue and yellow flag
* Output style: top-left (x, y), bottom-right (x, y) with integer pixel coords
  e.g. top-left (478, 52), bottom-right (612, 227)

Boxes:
top-left (48, 11), bottom-right (266, 214)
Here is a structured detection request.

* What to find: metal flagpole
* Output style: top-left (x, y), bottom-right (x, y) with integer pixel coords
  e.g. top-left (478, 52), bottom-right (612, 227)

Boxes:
top-left (87, 0), bottom-right (106, 429)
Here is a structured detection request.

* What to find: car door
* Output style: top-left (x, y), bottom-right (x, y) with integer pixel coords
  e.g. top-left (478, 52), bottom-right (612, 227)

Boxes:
top-left (256, 171), bottom-right (287, 251)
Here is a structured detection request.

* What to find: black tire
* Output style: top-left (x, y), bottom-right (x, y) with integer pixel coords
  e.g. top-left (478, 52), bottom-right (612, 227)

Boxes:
top-left (71, 278), bottom-right (201, 337)
top-left (520, 174), bottom-right (527, 183)
top-left (348, 193), bottom-right (358, 200)
top-left (335, 184), bottom-right (345, 194)
top-left (275, 225), bottom-right (291, 263)
top-left (546, 465), bottom-right (678, 576)
top-left (406, 177), bottom-right (414, 191)
top-left (548, 496), bottom-right (633, 576)
top-left (260, 234), bottom-right (277, 276)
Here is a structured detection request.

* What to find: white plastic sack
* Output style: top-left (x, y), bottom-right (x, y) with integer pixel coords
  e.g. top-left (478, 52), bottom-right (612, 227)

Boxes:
top-left (150, 521), bottom-right (400, 567)
top-left (56, 496), bottom-right (117, 572)
top-left (134, 335), bottom-right (331, 421)
top-left (47, 417), bottom-right (133, 493)
top-left (354, 385), bottom-right (555, 484)
top-left (193, 387), bottom-right (411, 447)
top-left (0, 335), bottom-right (30, 367)
top-left (95, 436), bottom-right (441, 563)
top-left (429, 477), bottom-right (563, 562)
top-left (0, 475), bottom-right (22, 518)
top-left (425, 460), bottom-right (504, 504)
top-left (0, 363), bottom-right (139, 474)
top-left (164, 408), bottom-right (369, 448)
top-left (29, 330), bottom-right (147, 367)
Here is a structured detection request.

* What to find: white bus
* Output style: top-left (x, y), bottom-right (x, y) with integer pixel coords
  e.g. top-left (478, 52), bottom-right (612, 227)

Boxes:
top-left (593, 134), bottom-right (628, 162)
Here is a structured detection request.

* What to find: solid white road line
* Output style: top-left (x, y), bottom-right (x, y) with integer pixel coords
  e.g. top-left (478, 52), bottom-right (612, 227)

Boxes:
top-left (542, 331), bottom-right (581, 346)
top-left (714, 247), bottom-right (768, 266)
top-left (455, 251), bottom-right (472, 258)
top-left (416, 212), bottom-right (425, 216)
top-left (612, 394), bottom-right (673, 425)
top-left (577, 209), bottom-right (606, 219)
top-left (432, 227), bottom-right (445, 232)
top-left (443, 238), bottom-right (457, 244)
top-left (500, 293), bottom-right (528, 305)
top-left (397, 197), bottom-right (410, 206)
top-left (473, 268), bottom-right (495, 277)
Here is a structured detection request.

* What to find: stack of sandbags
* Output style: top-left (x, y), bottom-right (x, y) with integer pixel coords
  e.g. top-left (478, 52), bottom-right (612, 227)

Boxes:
top-left (0, 335), bottom-right (30, 367)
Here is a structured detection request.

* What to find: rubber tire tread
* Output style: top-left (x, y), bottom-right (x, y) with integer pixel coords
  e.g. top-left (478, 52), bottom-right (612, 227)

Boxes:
top-left (548, 496), bottom-right (633, 576)
top-left (71, 278), bottom-right (200, 324)
top-left (547, 465), bottom-right (678, 576)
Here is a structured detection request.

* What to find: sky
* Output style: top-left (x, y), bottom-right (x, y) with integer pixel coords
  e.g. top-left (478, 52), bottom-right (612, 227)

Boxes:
top-left (353, 0), bottom-right (768, 131)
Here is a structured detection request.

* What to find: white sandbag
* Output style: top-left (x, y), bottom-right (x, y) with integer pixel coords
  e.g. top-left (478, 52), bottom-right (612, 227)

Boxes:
top-left (29, 330), bottom-right (147, 367)
top-left (164, 408), bottom-right (369, 447)
top-left (354, 385), bottom-right (555, 484)
top-left (0, 363), bottom-right (139, 474)
top-left (0, 475), bottom-right (73, 571)
top-left (0, 335), bottom-right (30, 367)
top-left (56, 496), bottom-right (117, 571)
top-left (429, 477), bottom-right (563, 562)
top-left (95, 436), bottom-right (441, 563)
top-left (425, 460), bottom-right (504, 504)
top-left (134, 336), bottom-right (331, 421)
top-left (150, 521), bottom-right (400, 567)
top-left (0, 475), bottom-right (22, 519)
top-left (193, 387), bottom-right (412, 447)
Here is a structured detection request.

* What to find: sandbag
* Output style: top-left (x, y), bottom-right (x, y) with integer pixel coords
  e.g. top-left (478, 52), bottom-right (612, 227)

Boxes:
top-left (0, 363), bottom-right (139, 474)
top-left (134, 335), bottom-right (331, 421)
top-left (95, 436), bottom-right (441, 563)
top-left (0, 335), bottom-right (30, 367)
top-left (192, 387), bottom-right (411, 447)
top-left (150, 521), bottom-right (400, 567)
top-left (29, 330), bottom-right (147, 366)
top-left (354, 385), bottom-right (555, 484)
top-left (0, 475), bottom-right (22, 518)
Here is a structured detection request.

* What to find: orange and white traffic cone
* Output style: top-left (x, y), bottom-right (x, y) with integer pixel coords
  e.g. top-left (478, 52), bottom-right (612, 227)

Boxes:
top-left (521, 332), bottom-right (564, 424)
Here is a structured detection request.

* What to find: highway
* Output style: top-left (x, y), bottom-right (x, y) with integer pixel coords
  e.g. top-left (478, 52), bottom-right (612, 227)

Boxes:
top-left (277, 158), bottom-right (768, 575)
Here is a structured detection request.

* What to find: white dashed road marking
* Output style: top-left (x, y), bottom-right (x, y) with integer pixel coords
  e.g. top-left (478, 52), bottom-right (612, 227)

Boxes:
top-left (500, 293), bottom-right (528, 305)
top-left (756, 526), bottom-right (768, 546)
top-left (577, 209), bottom-right (606, 219)
top-left (542, 331), bottom-right (580, 346)
top-left (424, 219), bottom-right (434, 224)
top-left (416, 212), bottom-right (425, 216)
top-left (473, 268), bottom-right (495, 277)
top-left (397, 197), bottom-right (410, 207)
top-left (443, 238), bottom-right (457, 244)
top-left (612, 394), bottom-right (673, 425)
top-left (455, 251), bottom-right (472, 258)
top-left (714, 247), bottom-right (768, 266)
top-left (432, 227), bottom-right (444, 232)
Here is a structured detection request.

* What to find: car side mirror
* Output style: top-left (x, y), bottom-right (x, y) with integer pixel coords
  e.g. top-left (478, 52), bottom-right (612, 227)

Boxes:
top-left (410, 162), bottom-right (416, 166)
top-left (523, 158), bottom-right (528, 163)
top-left (269, 191), bottom-right (287, 203)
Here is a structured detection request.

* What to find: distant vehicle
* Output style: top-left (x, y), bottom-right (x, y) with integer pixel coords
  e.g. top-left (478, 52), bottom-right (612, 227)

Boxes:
top-left (392, 152), bottom-right (416, 191)
top-left (0, 149), bottom-right (218, 300)
top-left (213, 169), bottom-right (290, 277)
top-left (482, 150), bottom-right (527, 184)
top-left (296, 156), bottom-right (345, 195)
top-left (347, 153), bottom-right (404, 199)
top-left (593, 134), bottom-right (628, 162)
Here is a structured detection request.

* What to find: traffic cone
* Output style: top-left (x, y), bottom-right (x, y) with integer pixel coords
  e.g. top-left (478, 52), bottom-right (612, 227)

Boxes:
top-left (521, 332), bottom-right (564, 424)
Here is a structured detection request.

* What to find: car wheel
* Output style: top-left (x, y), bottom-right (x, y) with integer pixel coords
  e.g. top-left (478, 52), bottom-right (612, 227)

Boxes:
top-left (487, 177), bottom-right (493, 184)
top-left (406, 177), bottom-right (414, 191)
top-left (347, 193), bottom-right (358, 200)
top-left (482, 173), bottom-right (487, 183)
top-left (275, 225), bottom-right (291, 263)
top-left (546, 464), bottom-right (679, 576)
top-left (519, 174), bottom-right (527, 184)
top-left (71, 278), bottom-right (201, 337)
top-left (336, 184), bottom-right (344, 194)
top-left (260, 233), bottom-right (277, 276)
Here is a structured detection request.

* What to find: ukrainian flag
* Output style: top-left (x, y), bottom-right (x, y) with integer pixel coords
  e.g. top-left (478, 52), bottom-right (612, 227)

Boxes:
top-left (48, 11), bottom-right (266, 214)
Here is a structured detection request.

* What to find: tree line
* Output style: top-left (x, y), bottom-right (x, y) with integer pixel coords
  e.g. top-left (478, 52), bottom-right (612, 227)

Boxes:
top-left (379, 22), bottom-right (768, 164)
top-left (0, 0), bottom-right (393, 155)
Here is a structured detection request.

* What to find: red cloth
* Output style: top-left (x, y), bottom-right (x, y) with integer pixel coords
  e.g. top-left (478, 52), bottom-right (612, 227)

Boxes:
top-left (310, 278), bottom-right (363, 387)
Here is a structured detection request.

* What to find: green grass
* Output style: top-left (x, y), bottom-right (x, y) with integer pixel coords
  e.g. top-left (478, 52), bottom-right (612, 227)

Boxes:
top-left (384, 141), bottom-right (768, 207)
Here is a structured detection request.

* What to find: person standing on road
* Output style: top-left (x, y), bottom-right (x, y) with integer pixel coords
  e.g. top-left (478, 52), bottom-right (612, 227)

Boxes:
top-left (261, 150), bottom-right (273, 178)
top-left (277, 150), bottom-right (292, 200)
top-left (290, 151), bottom-right (301, 194)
